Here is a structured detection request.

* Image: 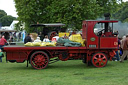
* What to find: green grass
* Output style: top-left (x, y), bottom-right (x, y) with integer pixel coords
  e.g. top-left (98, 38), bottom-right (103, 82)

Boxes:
top-left (0, 57), bottom-right (128, 85)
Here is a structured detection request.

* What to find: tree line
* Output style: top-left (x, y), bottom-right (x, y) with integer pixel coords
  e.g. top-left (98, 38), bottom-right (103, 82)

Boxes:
top-left (0, 10), bottom-right (16, 26)
top-left (14, 0), bottom-right (128, 32)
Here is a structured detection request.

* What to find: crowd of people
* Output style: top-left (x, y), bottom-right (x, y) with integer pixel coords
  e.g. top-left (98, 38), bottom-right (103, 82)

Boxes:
top-left (111, 34), bottom-right (128, 63)
top-left (23, 30), bottom-right (77, 44)
top-left (24, 33), bottom-right (59, 44)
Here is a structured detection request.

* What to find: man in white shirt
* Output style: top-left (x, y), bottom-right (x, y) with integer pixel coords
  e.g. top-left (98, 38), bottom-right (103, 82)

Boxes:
top-left (34, 37), bottom-right (41, 42)
top-left (52, 34), bottom-right (59, 42)
top-left (43, 35), bottom-right (50, 42)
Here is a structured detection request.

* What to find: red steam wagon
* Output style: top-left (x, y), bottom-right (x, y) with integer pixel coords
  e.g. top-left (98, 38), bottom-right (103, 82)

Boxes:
top-left (3, 19), bottom-right (118, 69)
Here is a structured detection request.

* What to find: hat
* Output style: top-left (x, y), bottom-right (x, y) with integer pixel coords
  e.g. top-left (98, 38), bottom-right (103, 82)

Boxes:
top-left (37, 37), bottom-right (40, 39)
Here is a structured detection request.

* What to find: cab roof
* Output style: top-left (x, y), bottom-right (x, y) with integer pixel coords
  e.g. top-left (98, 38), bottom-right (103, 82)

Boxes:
top-left (30, 23), bottom-right (65, 27)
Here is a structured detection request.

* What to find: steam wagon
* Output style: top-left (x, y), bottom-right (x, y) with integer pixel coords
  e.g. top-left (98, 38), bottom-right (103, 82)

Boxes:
top-left (3, 19), bottom-right (118, 69)
top-left (30, 23), bottom-right (65, 40)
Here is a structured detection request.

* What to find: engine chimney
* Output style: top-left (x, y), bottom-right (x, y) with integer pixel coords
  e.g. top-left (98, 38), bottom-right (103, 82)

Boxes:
top-left (104, 13), bottom-right (111, 20)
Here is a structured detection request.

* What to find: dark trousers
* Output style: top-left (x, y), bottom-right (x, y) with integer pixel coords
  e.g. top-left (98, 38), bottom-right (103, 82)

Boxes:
top-left (112, 51), bottom-right (120, 61)
top-left (0, 45), bottom-right (4, 51)
top-left (115, 51), bottom-right (120, 61)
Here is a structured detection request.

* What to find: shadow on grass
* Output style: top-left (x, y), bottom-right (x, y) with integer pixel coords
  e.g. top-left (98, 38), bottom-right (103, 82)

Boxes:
top-left (5, 63), bottom-right (94, 70)
top-left (4, 61), bottom-right (115, 70)
top-left (4, 65), bottom-right (34, 70)
top-left (47, 63), bottom-right (93, 69)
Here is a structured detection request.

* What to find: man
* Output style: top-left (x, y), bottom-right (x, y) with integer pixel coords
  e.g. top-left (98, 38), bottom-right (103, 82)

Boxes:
top-left (24, 33), bottom-right (32, 44)
top-left (52, 34), bottom-right (59, 42)
top-left (120, 34), bottom-right (128, 62)
top-left (0, 35), bottom-right (7, 49)
top-left (112, 33), bottom-right (120, 61)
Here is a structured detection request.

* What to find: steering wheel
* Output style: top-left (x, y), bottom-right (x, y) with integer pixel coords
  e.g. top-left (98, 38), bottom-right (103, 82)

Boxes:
top-left (97, 29), bottom-right (105, 36)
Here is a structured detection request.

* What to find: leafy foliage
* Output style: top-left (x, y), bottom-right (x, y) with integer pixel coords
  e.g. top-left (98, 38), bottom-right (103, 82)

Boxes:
top-left (0, 10), bottom-right (7, 18)
top-left (0, 15), bottom-right (16, 26)
top-left (0, 9), bottom-right (16, 26)
top-left (113, 2), bottom-right (128, 22)
top-left (14, 0), bottom-right (122, 32)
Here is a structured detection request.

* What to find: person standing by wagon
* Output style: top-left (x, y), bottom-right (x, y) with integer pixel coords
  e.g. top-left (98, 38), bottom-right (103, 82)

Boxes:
top-left (0, 49), bottom-right (4, 62)
top-left (120, 35), bottom-right (128, 62)
top-left (0, 35), bottom-right (7, 49)
top-left (112, 34), bottom-right (120, 61)
top-left (115, 38), bottom-right (121, 61)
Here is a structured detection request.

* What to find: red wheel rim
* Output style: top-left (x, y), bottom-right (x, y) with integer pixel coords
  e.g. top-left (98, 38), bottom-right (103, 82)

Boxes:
top-left (92, 53), bottom-right (107, 67)
top-left (49, 32), bottom-right (56, 40)
top-left (30, 52), bottom-right (49, 69)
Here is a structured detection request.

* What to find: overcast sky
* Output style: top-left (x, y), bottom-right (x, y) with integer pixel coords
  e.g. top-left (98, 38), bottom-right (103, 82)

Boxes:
top-left (0, 0), bottom-right (17, 17)
top-left (0, 0), bottom-right (128, 18)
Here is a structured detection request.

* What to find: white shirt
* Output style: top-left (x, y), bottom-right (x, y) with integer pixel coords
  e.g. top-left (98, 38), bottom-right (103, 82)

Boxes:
top-left (52, 36), bottom-right (59, 42)
top-left (34, 37), bottom-right (41, 42)
top-left (43, 38), bottom-right (50, 42)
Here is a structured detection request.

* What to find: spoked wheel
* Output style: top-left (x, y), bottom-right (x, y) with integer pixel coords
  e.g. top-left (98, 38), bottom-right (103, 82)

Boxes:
top-left (91, 52), bottom-right (108, 68)
top-left (48, 31), bottom-right (57, 40)
top-left (30, 51), bottom-right (49, 69)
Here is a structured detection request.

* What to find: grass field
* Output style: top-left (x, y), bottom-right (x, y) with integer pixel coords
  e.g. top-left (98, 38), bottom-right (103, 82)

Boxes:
top-left (0, 57), bottom-right (128, 85)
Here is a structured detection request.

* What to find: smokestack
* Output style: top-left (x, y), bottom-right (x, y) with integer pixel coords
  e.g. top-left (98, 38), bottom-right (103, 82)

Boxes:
top-left (104, 13), bottom-right (111, 20)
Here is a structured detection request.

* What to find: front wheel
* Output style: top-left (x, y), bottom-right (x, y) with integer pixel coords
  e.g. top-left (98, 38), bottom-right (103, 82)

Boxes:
top-left (30, 51), bottom-right (49, 69)
top-left (91, 52), bottom-right (108, 68)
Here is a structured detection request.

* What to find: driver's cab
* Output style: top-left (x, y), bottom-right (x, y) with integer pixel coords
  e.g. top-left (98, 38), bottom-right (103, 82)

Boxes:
top-left (94, 21), bottom-right (117, 37)
top-left (82, 20), bottom-right (118, 49)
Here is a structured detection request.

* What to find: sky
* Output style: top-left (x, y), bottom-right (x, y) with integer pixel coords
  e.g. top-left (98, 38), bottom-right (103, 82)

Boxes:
top-left (0, 0), bottom-right (18, 17)
top-left (0, 0), bottom-right (128, 18)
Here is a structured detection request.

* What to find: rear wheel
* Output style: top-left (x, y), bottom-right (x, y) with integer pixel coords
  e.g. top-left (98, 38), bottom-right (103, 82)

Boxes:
top-left (30, 51), bottom-right (49, 69)
top-left (91, 52), bottom-right (108, 68)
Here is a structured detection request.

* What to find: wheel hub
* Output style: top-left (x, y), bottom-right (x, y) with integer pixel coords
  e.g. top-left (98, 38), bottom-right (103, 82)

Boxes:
top-left (98, 58), bottom-right (102, 62)
top-left (34, 55), bottom-right (46, 65)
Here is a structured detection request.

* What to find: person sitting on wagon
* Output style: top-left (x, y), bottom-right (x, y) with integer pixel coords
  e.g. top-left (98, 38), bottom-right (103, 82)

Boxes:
top-left (34, 37), bottom-right (41, 42)
top-left (63, 33), bottom-right (69, 39)
top-left (43, 35), bottom-right (50, 42)
top-left (30, 35), bottom-right (34, 42)
top-left (24, 33), bottom-right (32, 44)
top-left (52, 34), bottom-right (59, 42)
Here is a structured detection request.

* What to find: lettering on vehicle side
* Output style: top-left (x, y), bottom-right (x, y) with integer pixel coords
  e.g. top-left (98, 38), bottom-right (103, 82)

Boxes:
top-left (114, 42), bottom-right (118, 46)
top-left (89, 45), bottom-right (96, 48)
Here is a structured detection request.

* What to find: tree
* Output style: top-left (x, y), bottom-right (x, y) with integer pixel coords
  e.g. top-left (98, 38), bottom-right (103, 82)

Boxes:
top-left (14, 0), bottom-right (52, 32)
top-left (14, 0), bottom-right (122, 32)
top-left (0, 9), bottom-right (16, 26)
top-left (113, 2), bottom-right (128, 22)
top-left (45, 0), bottom-right (101, 29)
top-left (0, 10), bottom-right (7, 18)
top-left (0, 15), bottom-right (16, 26)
